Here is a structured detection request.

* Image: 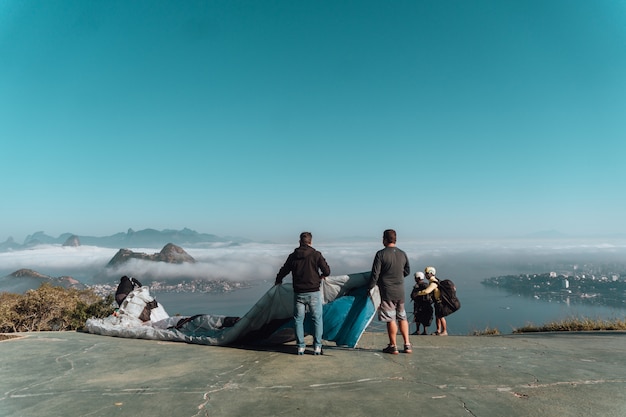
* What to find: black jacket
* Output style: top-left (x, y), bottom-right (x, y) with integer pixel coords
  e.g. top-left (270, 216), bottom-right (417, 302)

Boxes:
top-left (275, 244), bottom-right (331, 293)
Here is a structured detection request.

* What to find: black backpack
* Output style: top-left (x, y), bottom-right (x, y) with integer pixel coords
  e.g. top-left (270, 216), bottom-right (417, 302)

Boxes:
top-left (436, 279), bottom-right (461, 317)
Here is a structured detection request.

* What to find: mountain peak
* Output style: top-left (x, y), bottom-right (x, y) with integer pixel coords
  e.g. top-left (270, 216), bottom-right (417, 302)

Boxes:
top-left (63, 235), bottom-right (81, 247)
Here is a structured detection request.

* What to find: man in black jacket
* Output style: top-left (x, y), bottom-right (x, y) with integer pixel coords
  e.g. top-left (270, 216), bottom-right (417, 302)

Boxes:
top-left (275, 232), bottom-right (330, 355)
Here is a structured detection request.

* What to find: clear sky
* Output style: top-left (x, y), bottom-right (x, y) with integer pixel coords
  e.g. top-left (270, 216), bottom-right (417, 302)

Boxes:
top-left (2, 1), bottom-right (625, 244)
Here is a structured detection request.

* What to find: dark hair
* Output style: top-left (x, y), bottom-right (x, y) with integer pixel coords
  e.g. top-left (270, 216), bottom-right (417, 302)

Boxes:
top-left (299, 232), bottom-right (312, 245)
top-left (383, 229), bottom-right (396, 244)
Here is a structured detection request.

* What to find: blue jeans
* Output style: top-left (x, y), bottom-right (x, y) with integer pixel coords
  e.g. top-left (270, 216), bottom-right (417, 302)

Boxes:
top-left (294, 291), bottom-right (323, 349)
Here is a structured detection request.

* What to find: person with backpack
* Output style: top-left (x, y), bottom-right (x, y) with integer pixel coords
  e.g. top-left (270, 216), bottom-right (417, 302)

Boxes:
top-left (114, 275), bottom-right (143, 307)
top-left (410, 271), bottom-right (434, 335)
top-left (416, 266), bottom-right (458, 336)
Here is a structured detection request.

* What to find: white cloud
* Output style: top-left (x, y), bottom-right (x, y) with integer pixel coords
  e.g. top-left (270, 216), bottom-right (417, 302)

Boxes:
top-left (0, 245), bottom-right (117, 274)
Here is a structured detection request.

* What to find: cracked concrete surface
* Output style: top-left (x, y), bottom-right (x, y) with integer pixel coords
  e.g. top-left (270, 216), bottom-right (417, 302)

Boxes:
top-left (1, 331), bottom-right (626, 416)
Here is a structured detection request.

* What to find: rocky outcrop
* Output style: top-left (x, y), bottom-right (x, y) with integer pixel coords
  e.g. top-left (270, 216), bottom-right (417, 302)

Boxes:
top-left (106, 243), bottom-right (196, 267)
top-left (10, 269), bottom-right (51, 279)
top-left (158, 243), bottom-right (196, 264)
top-left (6, 269), bottom-right (86, 290)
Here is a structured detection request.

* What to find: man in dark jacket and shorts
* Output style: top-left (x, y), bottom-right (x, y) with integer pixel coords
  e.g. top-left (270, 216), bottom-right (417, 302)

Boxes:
top-left (275, 232), bottom-right (331, 355)
top-left (368, 229), bottom-right (412, 354)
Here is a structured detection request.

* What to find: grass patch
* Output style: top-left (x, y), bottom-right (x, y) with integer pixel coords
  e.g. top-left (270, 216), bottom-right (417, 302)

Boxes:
top-left (472, 326), bottom-right (501, 336)
top-left (513, 317), bottom-right (626, 333)
top-left (471, 317), bottom-right (626, 335)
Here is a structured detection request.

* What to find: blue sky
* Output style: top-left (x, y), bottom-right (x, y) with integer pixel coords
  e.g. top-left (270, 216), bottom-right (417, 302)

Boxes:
top-left (2, 1), bottom-right (625, 244)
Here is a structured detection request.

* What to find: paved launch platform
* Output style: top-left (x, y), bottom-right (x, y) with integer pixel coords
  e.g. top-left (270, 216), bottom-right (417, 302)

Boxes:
top-left (2, 331), bottom-right (625, 416)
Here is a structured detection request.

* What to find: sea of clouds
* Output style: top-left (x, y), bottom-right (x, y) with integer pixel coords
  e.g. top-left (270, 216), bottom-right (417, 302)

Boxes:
top-left (2, 237), bottom-right (626, 286)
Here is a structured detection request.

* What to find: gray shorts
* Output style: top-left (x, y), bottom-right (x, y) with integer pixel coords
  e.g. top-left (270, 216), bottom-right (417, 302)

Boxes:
top-left (378, 300), bottom-right (407, 322)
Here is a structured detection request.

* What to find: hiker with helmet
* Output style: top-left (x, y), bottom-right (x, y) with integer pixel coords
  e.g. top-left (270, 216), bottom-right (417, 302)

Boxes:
top-left (417, 266), bottom-right (449, 335)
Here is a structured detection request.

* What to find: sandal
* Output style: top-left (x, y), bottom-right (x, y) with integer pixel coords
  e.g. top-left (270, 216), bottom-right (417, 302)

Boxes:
top-left (403, 344), bottom-right (413, 354)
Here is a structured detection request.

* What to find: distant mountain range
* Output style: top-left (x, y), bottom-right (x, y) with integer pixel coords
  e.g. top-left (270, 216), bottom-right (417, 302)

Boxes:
top-left (2, 228), bottom-right (625, 253)
top-left (0, 228), bottom-right (252, 252)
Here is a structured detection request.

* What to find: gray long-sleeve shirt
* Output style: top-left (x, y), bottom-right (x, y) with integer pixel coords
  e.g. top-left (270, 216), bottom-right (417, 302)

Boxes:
top-left (368, 246), bottom-right (410, 301)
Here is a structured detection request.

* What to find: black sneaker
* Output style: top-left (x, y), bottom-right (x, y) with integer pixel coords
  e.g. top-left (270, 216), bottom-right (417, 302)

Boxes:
top-left (382, 344), bottom-right (399, 354)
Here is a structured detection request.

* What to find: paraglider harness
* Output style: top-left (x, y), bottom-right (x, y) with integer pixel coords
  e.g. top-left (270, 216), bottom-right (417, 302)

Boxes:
top-left (434, 279), bottom-right (461, 317)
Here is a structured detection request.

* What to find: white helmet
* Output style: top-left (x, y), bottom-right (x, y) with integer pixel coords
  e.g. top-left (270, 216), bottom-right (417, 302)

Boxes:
top-left (414, 271), bottom-right (425, 280)
top-left (424, 266), bottom-right (436, 276)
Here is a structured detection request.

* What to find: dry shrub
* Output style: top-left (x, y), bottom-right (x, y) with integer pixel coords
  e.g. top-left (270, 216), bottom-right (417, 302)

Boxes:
top-left (0, 283), bottom-right (115, 333)
top-left (0, 292), bottom-right (22, 333)
top-left (472, 326), bottom-right (501, 336)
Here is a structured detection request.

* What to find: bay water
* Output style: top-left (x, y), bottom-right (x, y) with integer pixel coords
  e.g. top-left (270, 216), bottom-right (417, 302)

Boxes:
top-left (154, 279), bottom-right (626, 336)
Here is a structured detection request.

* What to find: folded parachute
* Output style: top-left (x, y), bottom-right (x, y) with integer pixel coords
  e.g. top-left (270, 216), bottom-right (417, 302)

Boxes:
top-left (85, 272), bottom-right (379, 348)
